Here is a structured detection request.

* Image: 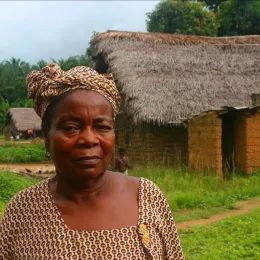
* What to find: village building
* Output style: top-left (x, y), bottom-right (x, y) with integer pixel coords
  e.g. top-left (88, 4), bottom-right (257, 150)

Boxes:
top-left (4, 108), bottom-right (42, 140)
top-left (91, 31), bottom-right (260, 174)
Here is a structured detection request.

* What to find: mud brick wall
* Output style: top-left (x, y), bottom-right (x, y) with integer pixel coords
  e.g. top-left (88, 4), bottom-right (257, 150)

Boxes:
top-left (236, 112), bottom-right (260, 174)
top-left (114, 124), bottom-right (188, 167)
top-left (234, 112), bottom-right (247, 173)
top-left (188, 112), bottom-right (222, 176)
top-left (246, 113), bottom-right (260, 173)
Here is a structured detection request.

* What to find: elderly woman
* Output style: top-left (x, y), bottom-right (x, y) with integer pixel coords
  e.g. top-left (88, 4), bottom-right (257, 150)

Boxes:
top-left (0, 63), bottom-right (184, 259)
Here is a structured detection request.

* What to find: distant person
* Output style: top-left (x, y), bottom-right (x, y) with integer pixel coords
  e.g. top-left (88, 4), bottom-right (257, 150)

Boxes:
top-left (115, 148), bottom-right (132, 175)
top-left (27, 129), bottom-right (31, 139)
top-left (11, 127), bottom-right (16, 140)
top-left (31, 128), bottom-right (36, 138)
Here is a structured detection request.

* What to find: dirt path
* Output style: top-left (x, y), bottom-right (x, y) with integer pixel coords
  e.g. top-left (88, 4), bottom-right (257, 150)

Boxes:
top-left (176, 197), bottom-right (260, 230)
top-left (0, 162), bottom-right (55, 178)
top-left (0, 162), bottom-right (54, 172)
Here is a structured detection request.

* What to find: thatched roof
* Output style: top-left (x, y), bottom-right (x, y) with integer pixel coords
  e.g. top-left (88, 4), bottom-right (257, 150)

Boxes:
top-left (6, 108), bottom-right (41, 131)
top-left (92, 31), bottom-right (260, 124)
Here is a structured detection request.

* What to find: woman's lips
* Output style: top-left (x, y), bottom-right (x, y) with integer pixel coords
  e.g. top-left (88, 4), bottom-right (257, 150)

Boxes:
top-left (73, 157), bottom-right (101, 166)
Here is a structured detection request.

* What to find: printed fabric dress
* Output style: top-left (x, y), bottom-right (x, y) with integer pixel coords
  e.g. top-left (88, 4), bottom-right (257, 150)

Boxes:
top-left (0, 178), bottom-right (184, 259)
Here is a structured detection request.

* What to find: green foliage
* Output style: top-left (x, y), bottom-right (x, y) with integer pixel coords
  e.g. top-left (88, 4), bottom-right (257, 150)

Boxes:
top-left (86, 31), bottom-right (100, 61)
top-left (0, 54), bottom-right (90, 111)
top-left (218, 0), bottom-right (260, 36)
top-left (51, 55), bottom-right (89, 71)
top-left (173, 205), bottom-right (232, 222)
top-left (146, 0), bottom-right (219, 36)
top-left (0, 96), bottom-right (9, 131)
top-left (180, 207), bottom-right (260, 259)
top-left (198, 0), bottom-right (226, 11)
top-left (10, 98), bottom-right (33, 108)
top-left (0, 172), bottom-right (39, 218)
top-left (0, 143), bottom-right (46, 163)
top-left (131, 167), bottom-right (260, 210)
top-left (0, 172), bottom-right (39, 203)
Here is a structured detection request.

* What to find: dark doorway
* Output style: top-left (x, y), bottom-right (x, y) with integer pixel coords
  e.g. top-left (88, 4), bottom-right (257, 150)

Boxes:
top-left (221, 111), bottom-right (236, 178)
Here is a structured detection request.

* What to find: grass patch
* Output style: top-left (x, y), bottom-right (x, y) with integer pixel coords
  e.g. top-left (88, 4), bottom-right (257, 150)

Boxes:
top-left (173, 205), bottom-right (233, 223)
top-left (180, 207), bottom-right (260, 259)
top-left (0, 171), bottom-right (40, 218)
top-left (0, 143), bottom-right (46, 163)
top-left (131, 166), bottom-right (260, 210)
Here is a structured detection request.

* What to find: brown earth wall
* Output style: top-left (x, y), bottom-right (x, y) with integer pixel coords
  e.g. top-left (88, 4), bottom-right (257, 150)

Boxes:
top-left (234, 113), bottom-right (247, 173)
top-left (188, 112), bottom-right (222, 176)
top-left (234, 112), bottom-right (260, 174)
top-left (114, 124), bottom-right (188, 167)
top-left (245, 113), bottom-right (260, 173)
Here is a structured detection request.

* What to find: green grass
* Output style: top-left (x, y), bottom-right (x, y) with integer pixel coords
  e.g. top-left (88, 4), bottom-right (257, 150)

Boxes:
top-left (0, 143), bottom-right (47, 163)
top-left (173, 205), bottom-right (235, 223)
top-left (131, 167), bottom-right (260, 210)
top-left (1, 170), bottom-right (259, 259)
top-left (0, 171), bottom-right (40, 218)
top-left (180, 207), bottom-right (260, 260)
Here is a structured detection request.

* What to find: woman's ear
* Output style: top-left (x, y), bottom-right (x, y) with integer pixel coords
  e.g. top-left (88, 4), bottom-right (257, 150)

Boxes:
top-left (44, 134), bottom-right (50, 153)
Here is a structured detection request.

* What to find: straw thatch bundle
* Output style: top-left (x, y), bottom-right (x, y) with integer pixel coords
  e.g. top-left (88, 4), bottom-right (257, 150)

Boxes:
top-left (92, 31), bottom-right (260, 124)
top-left (6, 108), bottom-right (41, 131)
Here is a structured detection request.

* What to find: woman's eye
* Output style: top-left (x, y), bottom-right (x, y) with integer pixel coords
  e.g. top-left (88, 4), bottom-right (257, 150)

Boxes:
top-left (63, 125), bottom-right (79, 132)
top-left (95, 125), bottom-right (112, 132)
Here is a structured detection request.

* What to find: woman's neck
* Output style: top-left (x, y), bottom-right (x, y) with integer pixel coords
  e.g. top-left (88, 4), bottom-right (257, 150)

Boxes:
top-left (51, 172), bottom-right (110, 205)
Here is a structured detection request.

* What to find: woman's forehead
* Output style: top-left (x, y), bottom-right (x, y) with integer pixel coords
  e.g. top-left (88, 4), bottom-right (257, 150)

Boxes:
top-left (53, 90), bottom-right (114, 119)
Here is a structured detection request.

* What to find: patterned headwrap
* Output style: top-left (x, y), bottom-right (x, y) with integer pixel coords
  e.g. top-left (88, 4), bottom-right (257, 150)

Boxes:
top-left (26, 63), bottom-right (120, 120)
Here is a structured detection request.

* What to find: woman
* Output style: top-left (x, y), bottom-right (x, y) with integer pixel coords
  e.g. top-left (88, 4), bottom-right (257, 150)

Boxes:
top-left (0, 63), bottom-right (184, 259)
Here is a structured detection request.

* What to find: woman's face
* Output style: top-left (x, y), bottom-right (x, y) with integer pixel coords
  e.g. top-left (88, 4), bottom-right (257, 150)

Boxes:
top-left (45, 89), bottom-right (115, 181)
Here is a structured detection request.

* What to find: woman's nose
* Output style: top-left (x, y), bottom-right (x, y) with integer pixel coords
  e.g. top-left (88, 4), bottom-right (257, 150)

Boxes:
top-left (76, 127), bottom-right (99, 147)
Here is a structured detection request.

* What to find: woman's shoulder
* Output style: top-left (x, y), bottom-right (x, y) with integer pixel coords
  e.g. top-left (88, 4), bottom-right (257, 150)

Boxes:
top-left (139, 178), bottom-right (165, 200)
top-left (109, 171), bottom-right (140, 191)
top-left (4, 179), bottom-right (48, 210)
top-left (109, 171), bottom-right (163, 193)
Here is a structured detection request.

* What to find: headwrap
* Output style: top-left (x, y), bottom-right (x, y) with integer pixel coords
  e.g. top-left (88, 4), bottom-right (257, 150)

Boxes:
top-left (26, 63), bottom-right (120, 119)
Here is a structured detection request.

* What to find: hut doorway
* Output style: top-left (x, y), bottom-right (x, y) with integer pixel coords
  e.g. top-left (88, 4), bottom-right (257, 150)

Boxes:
top-left (221, 112), bottom-right (236, 178)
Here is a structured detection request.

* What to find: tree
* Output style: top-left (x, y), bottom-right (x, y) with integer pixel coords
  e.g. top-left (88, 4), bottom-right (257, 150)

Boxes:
top-left (0, 52), bottom-right (90, 107)
top-left (218, 0), bottom-right (260, 36)
top-left (146, 0), bottom-right (219, 37)
top-left (86, 31), bottom-right (99, 59)
top-left (197, 0), bottom-right (226, 11)
top-left (0, 95), bottom-right (9, 131)
top-left (51, 55), bottom-right (89, 71)
top-left (31, 60), bottom-right (48, 71)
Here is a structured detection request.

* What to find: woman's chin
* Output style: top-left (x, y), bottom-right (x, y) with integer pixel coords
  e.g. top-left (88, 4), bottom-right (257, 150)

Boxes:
top-left (73, 167), bottom-right (106, 180)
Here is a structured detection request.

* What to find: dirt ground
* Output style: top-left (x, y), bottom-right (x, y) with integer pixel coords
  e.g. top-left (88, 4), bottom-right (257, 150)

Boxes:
top-left (0, 162), bottom-right (55, 178)
top-left (0, 162), bottom-right (54, 171)
top-left (1, 163), bottom-right (260, 228)
top-left (176, 197), bottom-right (260, 230)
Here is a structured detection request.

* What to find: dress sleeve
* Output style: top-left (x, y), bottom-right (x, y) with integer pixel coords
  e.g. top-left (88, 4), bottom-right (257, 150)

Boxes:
top-left (151, 182), bottom-right (185, 260)
top-left (0, 199), bottom-right (15, 260)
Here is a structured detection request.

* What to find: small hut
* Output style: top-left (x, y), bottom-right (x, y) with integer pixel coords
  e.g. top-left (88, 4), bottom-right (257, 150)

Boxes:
top-left (189, 103), bottom-right (260, 177)
top-left (91, 31), bottom-right (260, 170)
top-left (4, 108), bottom-right (42, 140)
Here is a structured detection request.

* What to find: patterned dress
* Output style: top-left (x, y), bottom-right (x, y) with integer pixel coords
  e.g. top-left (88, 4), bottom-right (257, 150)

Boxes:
top-left (0, 178), bottom-right (184, 259)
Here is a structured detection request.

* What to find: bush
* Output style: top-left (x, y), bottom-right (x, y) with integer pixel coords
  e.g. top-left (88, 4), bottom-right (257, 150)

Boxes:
top-left (0, 143), bottom-right (46, 163)
top-left (131, 166), bottom-right (260, 210)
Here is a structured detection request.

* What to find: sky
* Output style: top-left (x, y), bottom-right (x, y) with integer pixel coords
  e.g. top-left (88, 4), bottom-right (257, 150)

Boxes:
top-left (0, 1), bottom-right (159, 64)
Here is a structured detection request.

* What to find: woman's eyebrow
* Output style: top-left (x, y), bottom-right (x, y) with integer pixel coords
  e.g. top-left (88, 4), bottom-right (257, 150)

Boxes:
top-left (56, 115), bottom-right (82, 123)
top-left (94, 117), bottom-right (113, 124)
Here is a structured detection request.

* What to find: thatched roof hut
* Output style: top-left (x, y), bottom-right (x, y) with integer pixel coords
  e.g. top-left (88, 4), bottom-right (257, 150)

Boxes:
top-left (5, 108), bottom-right (41, 131)
top-left (92, 31), bottom-right (260, 125)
